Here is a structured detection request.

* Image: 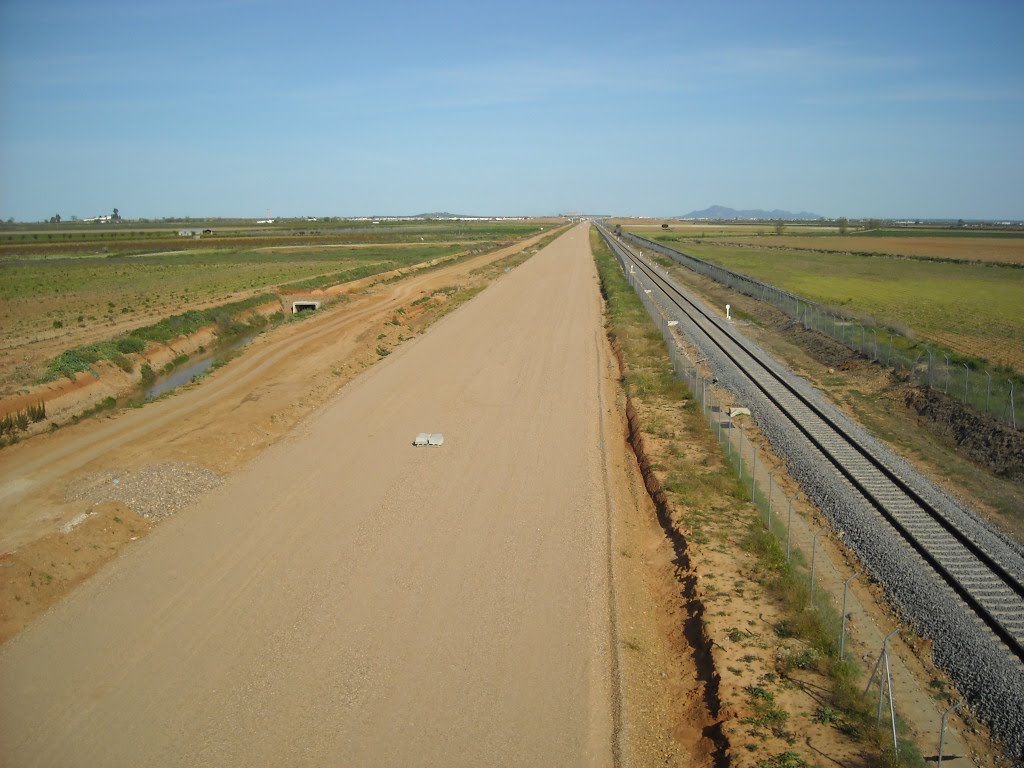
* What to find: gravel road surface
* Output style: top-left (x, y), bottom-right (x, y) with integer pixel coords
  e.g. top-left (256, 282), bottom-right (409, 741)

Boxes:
top-left (0, 224), bottom-right (616, 767)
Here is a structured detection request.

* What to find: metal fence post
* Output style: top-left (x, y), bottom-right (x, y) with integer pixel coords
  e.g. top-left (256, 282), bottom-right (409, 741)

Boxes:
top-left (1010, 379), bottom-right (1017, 429)
top-left (840, 572), bottom-right (859, 660)
top-left (885, 639), bottom-right (898, 756)
top-left (986, 371), bottom-right (992, 413)
top-left (938, 700), bottom-right (965, 768)
top-left (738, 426), bottom-right (744, 471)
top-left (962, 363), bottom-right (969, 404)
top-left (767, 472), bottom-right (774, 529)
top-left (944, 356), bottom-right (951, 394)
top-left (786, 494), bottom-right (796, 562)
top-left (865, 629), bottom-right (900, 754)
top-left (750, 443), bottom-right (757, 500)
top-left (809, 529), bottom-right (823, 606)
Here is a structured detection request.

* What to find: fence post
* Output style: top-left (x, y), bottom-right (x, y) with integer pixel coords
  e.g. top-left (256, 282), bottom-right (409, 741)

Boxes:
top-left (962, 363), bottom-right (969, 404)
top-left (986, 371), bottom-right (992, 413)
top-left (741, 423), bottom-right (749, 473)
top-left (1010, 380), bottom-right (1017, 429)
top-left (786, 494), bottom-right (796, 562)
top-left (809, 529), bottom-right (823, 606)
top-left (767, 472), bottom-right (774, 529)
top-left (938, 700), bottom-right (965, 768)
top-left (840, 572), bottom-right (859, 660)
top-left (944, 356), bottom-right (951, 394)
top-left (865, 629), bottom-right (900, 757)
top-left (750, 442), bottom-right (757, 500)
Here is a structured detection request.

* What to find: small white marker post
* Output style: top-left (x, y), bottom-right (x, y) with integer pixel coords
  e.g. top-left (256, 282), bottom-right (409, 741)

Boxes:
top-left (726, 303), bottom-right (732, 321)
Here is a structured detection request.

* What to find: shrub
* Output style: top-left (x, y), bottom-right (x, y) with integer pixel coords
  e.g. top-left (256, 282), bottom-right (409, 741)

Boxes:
top-left (28, 401), bottom-right (46, 422)
top-left (115, 337), bottom-right (146, 354)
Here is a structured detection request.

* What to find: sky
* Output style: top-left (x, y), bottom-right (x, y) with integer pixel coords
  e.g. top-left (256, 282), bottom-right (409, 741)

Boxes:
top-left (1, 0), bottom-right (1022, 221)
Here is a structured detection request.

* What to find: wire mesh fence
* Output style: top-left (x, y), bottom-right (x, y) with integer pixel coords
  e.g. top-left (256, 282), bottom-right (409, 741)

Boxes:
top-left (621, 231), bottom-right (1022, 430)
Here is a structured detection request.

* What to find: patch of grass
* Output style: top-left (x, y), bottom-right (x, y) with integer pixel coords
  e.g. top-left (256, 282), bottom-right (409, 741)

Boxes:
top-left (71, 396), bottom-right (117, 422)
top-left (754, 752), bottom-right (809, 768)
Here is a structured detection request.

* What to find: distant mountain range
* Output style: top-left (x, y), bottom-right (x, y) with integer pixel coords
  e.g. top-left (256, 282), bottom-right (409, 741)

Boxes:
top-left (679, 205), bottom-right (824, 221)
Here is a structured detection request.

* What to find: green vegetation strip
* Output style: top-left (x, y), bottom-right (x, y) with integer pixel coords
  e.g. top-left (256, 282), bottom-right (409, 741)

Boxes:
top-left (591, 229), bottom-right (919, 767)
top-left (43, 293), bottom-right (276, 382)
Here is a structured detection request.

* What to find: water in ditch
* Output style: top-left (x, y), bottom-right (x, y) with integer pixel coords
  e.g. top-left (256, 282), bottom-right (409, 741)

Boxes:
top-left (143, 333), bottom-right (258, 399)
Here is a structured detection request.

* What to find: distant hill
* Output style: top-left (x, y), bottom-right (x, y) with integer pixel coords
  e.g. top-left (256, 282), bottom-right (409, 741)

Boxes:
top-left (680, 205), bottom-right (823, 221)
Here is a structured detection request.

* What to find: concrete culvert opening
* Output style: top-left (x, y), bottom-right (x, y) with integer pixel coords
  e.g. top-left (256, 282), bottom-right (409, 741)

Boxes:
top-left (292, 301), bottom-right (321, 314)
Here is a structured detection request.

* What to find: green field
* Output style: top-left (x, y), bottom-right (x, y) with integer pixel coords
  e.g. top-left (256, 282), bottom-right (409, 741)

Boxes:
top-left (0, 244), bottom-right (461, 333)
top-left (677, 242), bottom-right (1024, 372)
top-left (0, 220), bottom-right (549, 251)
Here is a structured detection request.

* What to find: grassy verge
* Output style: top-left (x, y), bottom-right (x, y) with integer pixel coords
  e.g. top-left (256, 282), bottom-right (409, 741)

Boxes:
top-left (591, 228), bottom-right (921, 767)
top-left (41, 293), bottom-right (278, 382)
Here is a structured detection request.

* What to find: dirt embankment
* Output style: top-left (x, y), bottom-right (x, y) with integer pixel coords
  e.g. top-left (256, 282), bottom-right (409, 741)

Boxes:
top-left (612, 341), bottom-right (728, 766)
top-left (772, 314), bottom-right (1024, 480)
top-left (0, 300), bottom-right (283, 429)
top-left (602, 324), bottom-right (886, 766)
top-left (904, 385), bottom-right (1024, 481)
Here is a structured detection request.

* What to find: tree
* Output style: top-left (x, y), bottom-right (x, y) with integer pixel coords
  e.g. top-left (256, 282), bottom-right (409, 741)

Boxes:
top-left (774, 220), bottom-right (785, 236)
top-left (112, 207), bottom-right (121, 223)
top-left (865, 218), bottom-right (880, 231)
top-left (837, 217), bottom-right (849, 235)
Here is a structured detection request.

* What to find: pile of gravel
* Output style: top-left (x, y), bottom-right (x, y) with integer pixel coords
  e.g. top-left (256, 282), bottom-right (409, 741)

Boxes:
top-left (66, 462), bottom-right (223, 520)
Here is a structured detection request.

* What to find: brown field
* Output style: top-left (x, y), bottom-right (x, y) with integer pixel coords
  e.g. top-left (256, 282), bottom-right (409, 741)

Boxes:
top-left (611, 219), bottom-right (837, 236)
top-left (712, 235), bottom-right (1024, 265)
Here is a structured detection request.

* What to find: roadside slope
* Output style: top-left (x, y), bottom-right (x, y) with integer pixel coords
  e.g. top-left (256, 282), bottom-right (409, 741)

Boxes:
top-left (0, 224), bottom-right (616, 767)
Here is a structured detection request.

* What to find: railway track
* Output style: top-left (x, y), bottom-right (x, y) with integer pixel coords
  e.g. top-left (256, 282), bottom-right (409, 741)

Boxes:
top-left (596, 224), bottom-right (1024, 666)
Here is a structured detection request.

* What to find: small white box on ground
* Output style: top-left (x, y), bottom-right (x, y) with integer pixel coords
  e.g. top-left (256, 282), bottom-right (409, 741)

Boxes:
top-left (413, 433), bottom-right (444, 446)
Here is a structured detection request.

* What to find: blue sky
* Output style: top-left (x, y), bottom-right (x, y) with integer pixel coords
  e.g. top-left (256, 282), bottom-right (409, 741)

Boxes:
top-left (1, 0), bottom-right (1022, 220)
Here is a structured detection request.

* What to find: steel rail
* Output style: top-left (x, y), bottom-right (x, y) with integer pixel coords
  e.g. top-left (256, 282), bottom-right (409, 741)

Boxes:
top-left (597, 224), bottom-right (1024, 663)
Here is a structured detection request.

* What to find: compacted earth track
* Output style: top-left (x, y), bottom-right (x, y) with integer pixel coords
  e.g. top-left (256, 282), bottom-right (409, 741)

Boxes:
top-left (0, 225), bottom-right (622, 767)
top-left (598, 224), bottom-right (1024, 757)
